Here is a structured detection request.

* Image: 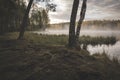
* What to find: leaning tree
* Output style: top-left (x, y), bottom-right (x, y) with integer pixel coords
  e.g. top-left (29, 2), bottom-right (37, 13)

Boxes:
top-left (18, 0), bottom-right (56, 39)
top-left (18, 0), bottom-right (34, 39)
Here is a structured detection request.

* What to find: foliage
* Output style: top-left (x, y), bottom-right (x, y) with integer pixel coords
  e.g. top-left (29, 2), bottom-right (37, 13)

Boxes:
top-left (0, 0), bottom-right (51, 35)
top-left (29, 9), bottom-right (50, 30)
top-left (0, 0), bottom-right (26, 34)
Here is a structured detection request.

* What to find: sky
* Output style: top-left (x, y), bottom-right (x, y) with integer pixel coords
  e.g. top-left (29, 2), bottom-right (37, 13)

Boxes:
top-left (35, 0), bottom-right (120, 23)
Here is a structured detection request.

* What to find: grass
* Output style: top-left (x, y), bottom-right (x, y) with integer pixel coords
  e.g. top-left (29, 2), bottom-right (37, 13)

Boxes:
top-left (1, 32), bottom-right (116, 46)
top-left (80, 35), bottom-right (117, 46)
top-left (0, 32), bottom-right (120, 80)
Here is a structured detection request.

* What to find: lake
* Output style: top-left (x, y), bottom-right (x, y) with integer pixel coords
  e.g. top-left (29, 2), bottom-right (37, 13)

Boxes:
top-left (34, 29), bottom-right (120, 60)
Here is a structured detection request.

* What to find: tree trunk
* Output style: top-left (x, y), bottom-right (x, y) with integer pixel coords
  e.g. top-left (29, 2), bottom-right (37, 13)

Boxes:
top-left (68, 0), bottom-right (79, 48)
top-left (75, 0), bottom-right (87, 46)
top-left (18, 0), bottom-right (33, 39)
top-left (0, 19), bottom-right (3, 35)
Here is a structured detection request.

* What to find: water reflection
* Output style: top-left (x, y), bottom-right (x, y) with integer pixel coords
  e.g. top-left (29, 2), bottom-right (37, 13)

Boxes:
top-left (88, 41), bottom-right (120, 60)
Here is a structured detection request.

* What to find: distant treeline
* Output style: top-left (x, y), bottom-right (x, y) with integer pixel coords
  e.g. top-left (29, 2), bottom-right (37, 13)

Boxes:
top-left (82, 20), bottom-right (120, 30)
top-left (0, 0), bottom-right (49, 35)
top-left (50, 20), bottom-right (120, 30)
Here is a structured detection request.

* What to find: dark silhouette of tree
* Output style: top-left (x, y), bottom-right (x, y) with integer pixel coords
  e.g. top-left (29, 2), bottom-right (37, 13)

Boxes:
top-left (18, 0), bottom-right (34, 39)
top-left (68, 0), bottom-right (79, 47)
top-left (68, 0), bottom-right (87, 49)
top-left (75, 0), bottom-right (87, 47)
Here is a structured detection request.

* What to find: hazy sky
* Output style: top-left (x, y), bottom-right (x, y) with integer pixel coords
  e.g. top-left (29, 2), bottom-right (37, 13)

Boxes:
top-left (36, 0), bottom-right (120, 23)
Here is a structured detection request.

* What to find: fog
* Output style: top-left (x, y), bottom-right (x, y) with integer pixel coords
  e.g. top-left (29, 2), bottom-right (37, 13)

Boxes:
top-left (34, 29), bottom-right (120, 40)
top-left (33, 25), bottom-right (120, 60)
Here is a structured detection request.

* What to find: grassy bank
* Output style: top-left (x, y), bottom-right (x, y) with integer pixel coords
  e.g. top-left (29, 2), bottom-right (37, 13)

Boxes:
top-left (2, 32), bottom-right (116, 46)
top-left (0, 32), bottom-right (120, 80)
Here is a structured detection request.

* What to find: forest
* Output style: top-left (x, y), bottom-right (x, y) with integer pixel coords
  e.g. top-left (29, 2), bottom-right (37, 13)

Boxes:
top-left (0, 0), bottom-right (49, 35)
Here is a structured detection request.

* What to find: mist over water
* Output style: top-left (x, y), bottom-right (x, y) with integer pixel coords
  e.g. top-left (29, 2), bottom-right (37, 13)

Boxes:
top-left (34, 27), bottom-right (120, 60)
top-left (35, 29), bottom-right (120, 40)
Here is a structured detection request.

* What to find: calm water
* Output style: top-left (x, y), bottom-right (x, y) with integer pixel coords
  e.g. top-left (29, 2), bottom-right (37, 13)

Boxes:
top-left (34, 29), bottom-right (120, 60)
top-left (88, 41), bottom-right (120, 60)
